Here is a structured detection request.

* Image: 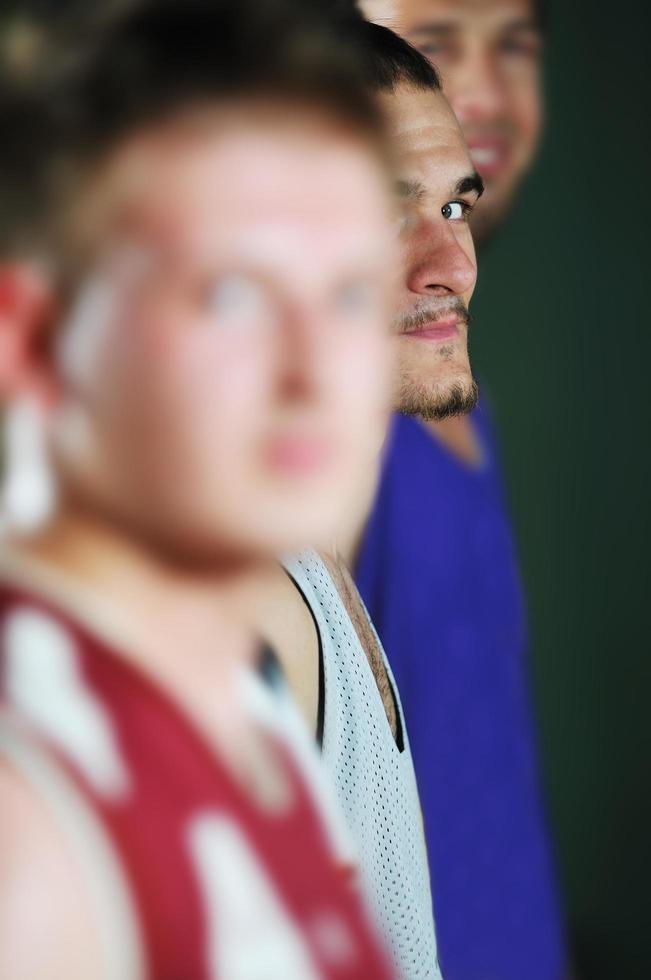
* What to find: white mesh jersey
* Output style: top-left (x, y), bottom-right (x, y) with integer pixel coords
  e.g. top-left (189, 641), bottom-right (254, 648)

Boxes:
top-left (283, 550), bottom-right (442, 980)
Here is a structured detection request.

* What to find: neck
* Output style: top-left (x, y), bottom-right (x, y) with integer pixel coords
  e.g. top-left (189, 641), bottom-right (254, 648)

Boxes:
top-left (425, 413), bottom-right (482, 468)
top-left (325, 409), bottom-right (482, 572)
top-left (4, 505), bottom-right (267, 670)
top-left (331, 452), bottom-right (383, 570)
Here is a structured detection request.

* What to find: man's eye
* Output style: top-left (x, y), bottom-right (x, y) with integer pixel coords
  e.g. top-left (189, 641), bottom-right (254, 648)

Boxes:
top-left (419, 43), bottom-right (444, 57)
top-left (498, 36), bottom-right (540, 58)
top-left (335, 281), bottom-right (377, 315)
top-left (411, 39), bottom-right (454, 61)
top-left (441, 201), bottom-right (470, 221)
top-left (206, 275), bottom-right (267, 322)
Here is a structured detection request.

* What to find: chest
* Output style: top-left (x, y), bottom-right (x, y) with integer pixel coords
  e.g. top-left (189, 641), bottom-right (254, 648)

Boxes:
top-left (319, 555), bottom-right (401, 749)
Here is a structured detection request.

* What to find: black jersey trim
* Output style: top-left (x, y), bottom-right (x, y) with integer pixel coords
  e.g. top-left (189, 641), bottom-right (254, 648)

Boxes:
top-left (283, 570), bottom-right (325, 750)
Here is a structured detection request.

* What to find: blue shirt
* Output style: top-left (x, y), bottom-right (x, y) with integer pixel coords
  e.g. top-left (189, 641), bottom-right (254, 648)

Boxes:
top-left (354, 406), bottom-right (566, 980)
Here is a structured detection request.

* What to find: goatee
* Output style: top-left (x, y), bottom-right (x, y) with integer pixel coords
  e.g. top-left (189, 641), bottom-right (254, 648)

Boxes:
top-left (400, 378), bottom-right (479, 421)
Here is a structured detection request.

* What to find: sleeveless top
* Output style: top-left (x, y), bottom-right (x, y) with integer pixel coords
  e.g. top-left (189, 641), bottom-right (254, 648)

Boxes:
top-left (284, 551), bottom-right (442, 980)
top-left (355, 407), bottom-right (566, 980)
top-left (0, 582), bottom-right (394, 980)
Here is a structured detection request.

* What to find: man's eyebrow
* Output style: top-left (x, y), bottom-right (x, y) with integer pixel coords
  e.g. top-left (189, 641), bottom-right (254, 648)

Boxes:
top-left (410, 18), bottom-right (541, 36)
top-left (410, 23), bottom-right (457, 37)
top-left (395, 179), bottom-right (427, 202)
top-left (502, 19), bottom-right (541, 33)
top-left (455, 172), bottom-right (484, 198)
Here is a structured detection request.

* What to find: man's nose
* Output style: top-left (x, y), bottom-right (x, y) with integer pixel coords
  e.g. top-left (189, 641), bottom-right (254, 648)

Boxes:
top-left (447, 45), bottom-right (507, 125)
top-left (406, 221), bottom-right (477, 298)
top-left (276, 303), bottom-right (332, 401)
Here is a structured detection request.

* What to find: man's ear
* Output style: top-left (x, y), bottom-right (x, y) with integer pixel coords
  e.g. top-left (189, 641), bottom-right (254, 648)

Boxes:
top-left (0, 264), bottom-right (58, 406)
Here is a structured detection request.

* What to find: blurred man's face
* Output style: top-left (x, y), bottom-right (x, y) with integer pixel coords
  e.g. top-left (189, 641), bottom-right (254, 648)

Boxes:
top-left (48, 109), bottom-right (394, 561)
top-left (382, 85), bottom-right (481, 418)
top-left (362, 0), bottom-right (543, 243)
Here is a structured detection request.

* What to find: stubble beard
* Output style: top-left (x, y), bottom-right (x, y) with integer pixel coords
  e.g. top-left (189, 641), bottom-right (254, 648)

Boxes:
top-left (394, 298), bottom-right (479, 421)
top-left (398, 374), bottom-right (479, 421)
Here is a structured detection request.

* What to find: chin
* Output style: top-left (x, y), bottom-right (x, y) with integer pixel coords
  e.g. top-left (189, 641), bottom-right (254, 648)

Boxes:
top-left (398, 371), bottom-right (478, 421)
top-left (251, 499), bottom-right (339, 556)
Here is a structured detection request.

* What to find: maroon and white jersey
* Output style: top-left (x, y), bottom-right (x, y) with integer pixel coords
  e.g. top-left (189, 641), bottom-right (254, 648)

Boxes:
top-left (0, 583), bottom-right (393, 980)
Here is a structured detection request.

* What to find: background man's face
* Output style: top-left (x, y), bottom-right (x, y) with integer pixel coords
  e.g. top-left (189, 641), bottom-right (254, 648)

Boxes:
top-left (383, 85), bottom-right (480, 418)
top-left (47, 109), bottom-right (394, 561)
top-left (363, 0), bottom-right (543, 243)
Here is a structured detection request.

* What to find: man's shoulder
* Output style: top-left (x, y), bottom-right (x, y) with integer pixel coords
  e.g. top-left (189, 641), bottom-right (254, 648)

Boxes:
top-left (0, 759), bottom-right (104, 979)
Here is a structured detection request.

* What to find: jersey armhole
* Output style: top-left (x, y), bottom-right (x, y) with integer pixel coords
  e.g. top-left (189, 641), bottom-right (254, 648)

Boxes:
top-left (283, 570), bottom-right (325, 749)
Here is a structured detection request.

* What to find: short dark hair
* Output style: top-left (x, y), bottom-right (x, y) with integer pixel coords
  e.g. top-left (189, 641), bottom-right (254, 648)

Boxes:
top-left (352, 19), bottom-right (441, 94)
top-left (0, 0), bottom-right (387, 256)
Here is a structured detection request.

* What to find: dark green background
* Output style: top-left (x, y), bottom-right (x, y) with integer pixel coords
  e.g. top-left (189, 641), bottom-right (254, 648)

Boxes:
top-left (470, 1), bottom-right (650, 976)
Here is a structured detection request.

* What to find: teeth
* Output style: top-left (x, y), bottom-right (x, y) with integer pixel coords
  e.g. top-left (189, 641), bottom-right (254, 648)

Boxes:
top-left (470, 147), bottom-right (499, 166)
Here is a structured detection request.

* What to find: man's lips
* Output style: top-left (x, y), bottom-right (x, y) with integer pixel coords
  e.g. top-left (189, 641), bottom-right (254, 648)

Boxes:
top-left (466, 138), bottom-right (510, 179)
top-left (402, 316), bottom-right (460, 342)
top-left (265, 437), bottom-right (333, 475)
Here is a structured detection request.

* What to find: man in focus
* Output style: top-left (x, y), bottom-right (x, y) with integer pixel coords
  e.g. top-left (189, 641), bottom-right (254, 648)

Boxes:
top-left (346, 5), bottom-right (568, 979)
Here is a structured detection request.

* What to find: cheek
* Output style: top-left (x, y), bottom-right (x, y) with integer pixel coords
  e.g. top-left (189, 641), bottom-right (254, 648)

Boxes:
top-left (105, 317), bottom-right (271, 474)
top-left (335, 328), bottom-right (391, 421)
top-left (143, 306), bottom-right (268, 401)
top-left (164, 336), bottom-right (271, 453)
top-left (508, 77), bottom-right (543, 148)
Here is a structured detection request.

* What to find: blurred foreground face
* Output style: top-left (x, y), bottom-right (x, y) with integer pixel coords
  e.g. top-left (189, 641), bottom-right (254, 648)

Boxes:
top-left (362, 0), bottom-right (543, 242)
top-left (383, 85), bottom-right (480, 418)
top-left (49, 109), bottom-right (394, 559)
